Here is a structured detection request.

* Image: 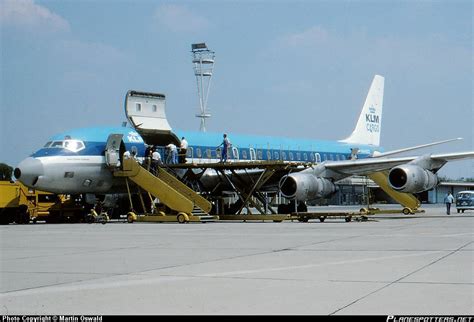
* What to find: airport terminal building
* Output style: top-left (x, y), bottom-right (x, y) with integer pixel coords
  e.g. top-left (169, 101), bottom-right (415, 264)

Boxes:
top-left (327, 178), bottom-right (474, 206)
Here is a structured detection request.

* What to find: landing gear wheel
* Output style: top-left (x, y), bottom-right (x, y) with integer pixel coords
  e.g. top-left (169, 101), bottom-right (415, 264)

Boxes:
top-left (345, 216), bottom-right (352, 222)
top-left (457, 209), bottom-right (460, 213)
top-left (402, 207), bottom-right (412, 215)
top-left (319, 216), bottom-right (326, 222)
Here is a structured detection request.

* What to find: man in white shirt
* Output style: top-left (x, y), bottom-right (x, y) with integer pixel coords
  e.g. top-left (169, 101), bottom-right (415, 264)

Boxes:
top-left (179, 137), bottom-right (188, 163)
top-left (151, 147), bottom-right (162, 172)
top-left (166, 143), bottom-right (177, 164)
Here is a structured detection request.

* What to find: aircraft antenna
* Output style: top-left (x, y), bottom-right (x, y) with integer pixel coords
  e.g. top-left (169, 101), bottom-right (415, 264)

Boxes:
top-left (191, 43), bottom-right (215, 132)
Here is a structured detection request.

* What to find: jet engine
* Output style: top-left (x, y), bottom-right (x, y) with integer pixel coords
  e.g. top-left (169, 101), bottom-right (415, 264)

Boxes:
top-left (388, 164), bottom-right (438, 193)
top-left (279, 173), bottom-right (336, 201)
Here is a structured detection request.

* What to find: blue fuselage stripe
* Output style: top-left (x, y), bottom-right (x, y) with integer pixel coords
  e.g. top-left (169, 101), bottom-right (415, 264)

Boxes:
top-left (32, 127), bottom-right (379, 162)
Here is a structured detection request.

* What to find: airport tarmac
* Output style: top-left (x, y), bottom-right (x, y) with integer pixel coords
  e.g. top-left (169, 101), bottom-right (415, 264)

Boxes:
top-left (1, 204), bottom-right (473, 315)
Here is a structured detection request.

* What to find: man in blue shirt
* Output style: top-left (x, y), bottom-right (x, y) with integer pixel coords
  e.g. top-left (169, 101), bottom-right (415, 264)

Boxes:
top-left (444, 192), bottom-right (455, 215)
top-left (219, 133), bottom-right (231, 162)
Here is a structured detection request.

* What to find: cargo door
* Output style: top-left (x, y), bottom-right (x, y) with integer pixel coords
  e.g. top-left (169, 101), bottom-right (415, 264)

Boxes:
top-left (125, 90), bottom-right (179, 146)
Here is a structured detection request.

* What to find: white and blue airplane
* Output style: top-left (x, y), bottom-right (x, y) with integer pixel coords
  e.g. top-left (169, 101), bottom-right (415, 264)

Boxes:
top-left (14, 75), bottom-right (474, 209)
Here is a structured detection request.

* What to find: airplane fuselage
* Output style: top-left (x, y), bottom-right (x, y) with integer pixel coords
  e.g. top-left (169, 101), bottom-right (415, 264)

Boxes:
top-left (15, 127), bottom-right (377, 194)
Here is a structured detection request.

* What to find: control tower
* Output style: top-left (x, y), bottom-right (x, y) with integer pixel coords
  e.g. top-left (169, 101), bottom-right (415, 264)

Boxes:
top-left (191, 43), bottom-right (215, 132)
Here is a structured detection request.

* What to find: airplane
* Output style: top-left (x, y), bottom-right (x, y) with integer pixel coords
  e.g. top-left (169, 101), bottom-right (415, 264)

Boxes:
top-left (14, 75), bottom-right (474, 215)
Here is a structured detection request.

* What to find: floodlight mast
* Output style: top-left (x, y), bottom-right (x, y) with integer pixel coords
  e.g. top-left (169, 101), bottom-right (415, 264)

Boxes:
top-left (191, 43), bottom-right (215, 132)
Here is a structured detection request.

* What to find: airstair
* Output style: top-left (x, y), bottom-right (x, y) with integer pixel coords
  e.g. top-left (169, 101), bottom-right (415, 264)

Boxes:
top-left (113, 158), bottom-right (216, 223)
top-left (367, 171), bottom-right (421, 214)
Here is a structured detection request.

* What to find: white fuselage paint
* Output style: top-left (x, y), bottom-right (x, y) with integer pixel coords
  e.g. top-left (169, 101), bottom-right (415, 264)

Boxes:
top-left (36, 156), bottom-right (117, 194)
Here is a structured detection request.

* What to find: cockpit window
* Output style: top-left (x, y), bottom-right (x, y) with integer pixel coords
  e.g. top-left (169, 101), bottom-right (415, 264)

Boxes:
top-left (63, 140), bottom-right (85, 152)
top-left (51, 141), bottom-right (64, 148)
top-left (45, 140), bottom-right (85, 152)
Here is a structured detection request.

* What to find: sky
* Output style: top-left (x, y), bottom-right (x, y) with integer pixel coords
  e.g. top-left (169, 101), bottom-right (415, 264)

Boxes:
top-left (0, 0), bottom-right (472, 179)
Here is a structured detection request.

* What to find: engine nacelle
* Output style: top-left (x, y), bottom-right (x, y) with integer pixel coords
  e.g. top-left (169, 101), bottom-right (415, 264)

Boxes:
top-left (279, 173), bottom-right (337, 201)
top-left (388, 164), bottom-right (438, 193)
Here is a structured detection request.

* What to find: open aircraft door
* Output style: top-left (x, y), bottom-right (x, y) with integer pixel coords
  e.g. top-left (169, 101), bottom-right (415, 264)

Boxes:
top-left (105, 134), bottom-right (123, 168)
top-left (125, 90), bottom-right (179, 146)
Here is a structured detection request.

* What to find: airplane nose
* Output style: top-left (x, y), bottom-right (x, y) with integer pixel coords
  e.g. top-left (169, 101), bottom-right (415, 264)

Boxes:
top-left (15, 157), bottom-right (44, 187)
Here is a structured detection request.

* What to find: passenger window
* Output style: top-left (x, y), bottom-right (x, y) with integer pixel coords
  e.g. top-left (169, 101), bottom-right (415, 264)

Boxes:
top-left (216, 148), bottom-right (221, 158)
top-left (310, 153), bottom-right (315, 161)
top-left (136, 103), bottom-right (141, 112)
top-left (267, 151), bottom-right (271, 160)
top-left (152, 105), bottom-right (157, 112)
top-left (257, 150), bottom-right (263, 160)
top-left (304, 153), bottom-right (308, 161)
top-left (249, 148), bottom-right (256, 160)
top-left (196, 148), bottom-right (202, 158)
top-left (282, 152), bottom-right (287, 160)
top-left (274, 152), bottom-right (279, 160)
top-left (242, 150), bottom-right (247, 159)
top-left (296, 152), bottom-right (301, 160)
top-left (232, 147), bottom-right (239, 159)
top-left (206, 148), bottom-right (211, 158)
top-left (289, 152), bottom-right (294, 161)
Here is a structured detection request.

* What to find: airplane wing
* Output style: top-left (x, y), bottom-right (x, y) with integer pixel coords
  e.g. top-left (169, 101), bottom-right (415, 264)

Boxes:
top-left (371, 138), bottom-right (463, 158)
top-left (324, 151), bottom-right (474, 176)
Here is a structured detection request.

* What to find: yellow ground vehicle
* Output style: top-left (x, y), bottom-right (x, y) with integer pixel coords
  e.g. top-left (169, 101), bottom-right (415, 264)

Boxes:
top-left (1, 181), bottom-right (37, 224)
top-left (0, 181), bottom-right (88, 224)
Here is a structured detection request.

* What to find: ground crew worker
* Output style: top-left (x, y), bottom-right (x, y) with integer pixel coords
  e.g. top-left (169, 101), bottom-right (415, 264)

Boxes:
top-left (151, 148), bottom-right (162, 172)
top-left (166, 143), bottom-right (178, 164)
top-left (218, 133), bottom-right (231, 162)
top-left (179, 137), bottom-right (188, 163)
top-left (444, 192), bottom-right (455, 215)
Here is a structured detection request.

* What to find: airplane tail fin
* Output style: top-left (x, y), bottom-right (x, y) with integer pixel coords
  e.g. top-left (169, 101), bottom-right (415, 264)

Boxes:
top-left (340, 75), bottom-right (384, 146)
